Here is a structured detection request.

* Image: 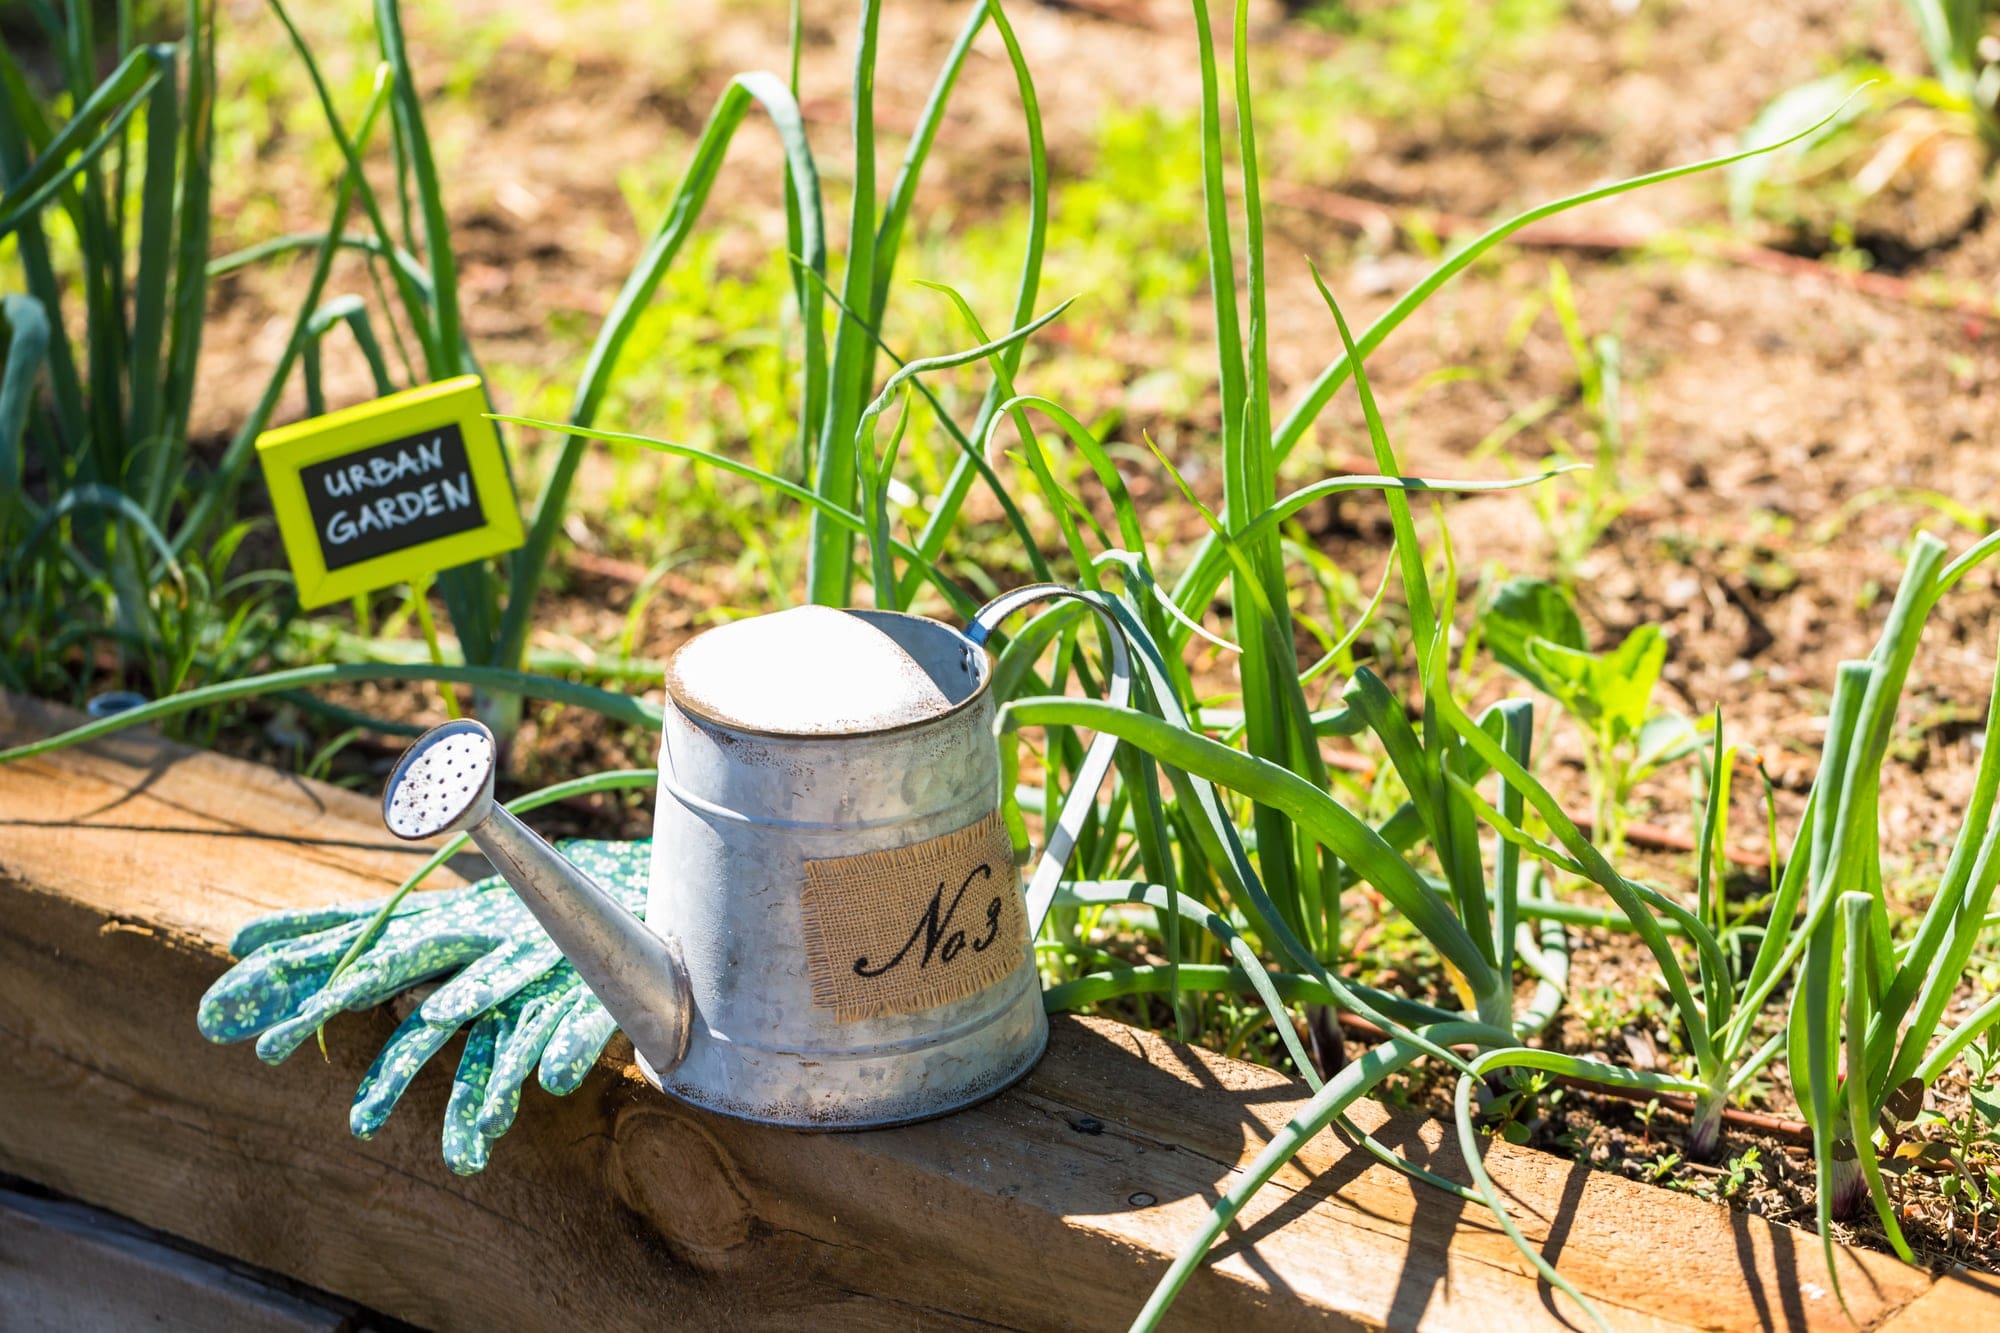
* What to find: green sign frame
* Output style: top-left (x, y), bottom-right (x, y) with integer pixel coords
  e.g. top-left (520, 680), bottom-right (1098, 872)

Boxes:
top-left (257, 376), bottom-right (522, 609)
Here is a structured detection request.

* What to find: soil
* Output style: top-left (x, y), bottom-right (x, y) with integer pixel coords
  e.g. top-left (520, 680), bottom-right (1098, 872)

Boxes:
top-left (50, 0), bottom-right (2000, 1279)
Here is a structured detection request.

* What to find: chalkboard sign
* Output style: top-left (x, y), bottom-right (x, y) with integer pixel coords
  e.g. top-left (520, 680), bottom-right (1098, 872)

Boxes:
top-left (300, 422), bottom-right (488, 571)
top-left (257, 376), bottom-right (522, 608)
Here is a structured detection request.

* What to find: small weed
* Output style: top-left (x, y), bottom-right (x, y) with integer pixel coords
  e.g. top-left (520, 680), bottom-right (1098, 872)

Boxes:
top-left (1883, 1027), bottom-right (2000, 1241)
top-left (1526, 264), bottom-right (1642, 582)
top-left (1481, 1067), bottom-right (1563, 1146)
top-left (1480, 576), bottom-right (1702, 857)
top-left (1717, 1146), bottom-right (1765, 1202)
top-left (1635, 1096), bottom-right (1663, 1145)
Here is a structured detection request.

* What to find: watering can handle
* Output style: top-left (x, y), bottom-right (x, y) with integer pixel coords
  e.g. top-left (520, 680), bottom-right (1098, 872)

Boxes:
top-left (965, 584), bottom-right (1132, 938)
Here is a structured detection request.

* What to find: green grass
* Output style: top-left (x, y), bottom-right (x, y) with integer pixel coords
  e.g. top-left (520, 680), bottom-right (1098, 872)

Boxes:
top-left (1280, 0), bottom-right (1564, 178)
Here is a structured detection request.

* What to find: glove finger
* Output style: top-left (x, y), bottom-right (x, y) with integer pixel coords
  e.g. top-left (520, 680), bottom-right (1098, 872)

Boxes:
top-left (229, 903), bottom-right (374, 956)
top-left (444, 1011), bottom-right (508, 1176)
top-left (253, 931), bottom-right (488, 1063)
top-left (475, 975), bottom-right (583, 1140)
top-left (199, 914), bottom-right (385, 1043)
top-left (251, 954), bottom-right (408, 1065)
top-left (350, 1009), bottom-right (458, 1139)
top-left (538, 989), bottom-right (621, 1095)
top-left (198, 948), bottom-right (343, 1044)
top-left (213, 910), bottom-right (369, 984)
top-left (207, 895), bottom-right (479, 1048)
top-left (227, 885), bottom-right (477, 957)
top-left (419, 939), bottom-right (562, 1027)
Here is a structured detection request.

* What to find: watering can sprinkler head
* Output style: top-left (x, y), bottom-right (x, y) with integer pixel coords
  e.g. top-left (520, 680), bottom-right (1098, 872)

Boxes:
top-left (382, 718), bottom-right (694, 1077)
top-left (383, 718), bottom-right (499, 840)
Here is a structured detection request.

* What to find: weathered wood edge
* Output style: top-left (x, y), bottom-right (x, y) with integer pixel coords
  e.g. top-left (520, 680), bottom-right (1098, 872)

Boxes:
top-left (0, 1184), bottom-right (378, 1331)
top-left (0, 692), bottom-right (1981, 1331)
top-left (1874, 1267), bottom-right (2000, 1330)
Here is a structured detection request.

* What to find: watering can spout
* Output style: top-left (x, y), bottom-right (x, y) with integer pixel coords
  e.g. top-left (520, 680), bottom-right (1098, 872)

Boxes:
top-left (381, 719), bottom-right (692, 1075)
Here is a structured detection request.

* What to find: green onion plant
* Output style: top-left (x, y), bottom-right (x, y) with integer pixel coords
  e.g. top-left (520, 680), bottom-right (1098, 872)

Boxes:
top-left (1430, 529), bottom-right (2000, 1318)
top-left (0, 1), bottom-right (258, 709)
top-left (978, 9), bottom-right (1859, 1329)
top-left (1765, 531), bottom-right (2000, 1296)
top-left (981, 17), bottom-right (1862, 1327)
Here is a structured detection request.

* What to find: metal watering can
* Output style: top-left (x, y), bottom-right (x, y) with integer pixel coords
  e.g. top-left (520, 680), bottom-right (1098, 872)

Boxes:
top-left (381, 586), bottom-right (1126, 1128)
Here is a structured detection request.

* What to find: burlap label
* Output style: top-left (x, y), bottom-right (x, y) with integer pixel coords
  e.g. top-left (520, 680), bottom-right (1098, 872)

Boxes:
top-left (800, 810), bottom-right (1026, 1023)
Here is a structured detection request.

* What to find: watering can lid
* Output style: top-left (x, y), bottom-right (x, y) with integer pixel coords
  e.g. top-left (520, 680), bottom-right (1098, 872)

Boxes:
top-left (664, 606), bottom-right (985, 738)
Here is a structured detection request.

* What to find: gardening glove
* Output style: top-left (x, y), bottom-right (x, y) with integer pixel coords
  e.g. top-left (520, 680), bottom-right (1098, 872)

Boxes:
top-left (198, 839), bottom-right (647, 1174)
top-left (352, 963), bottom-right (623, 1173)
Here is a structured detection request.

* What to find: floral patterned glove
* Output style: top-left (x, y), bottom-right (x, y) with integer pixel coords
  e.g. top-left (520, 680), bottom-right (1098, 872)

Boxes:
top-left (198, 840), bottom-right (647, 1174)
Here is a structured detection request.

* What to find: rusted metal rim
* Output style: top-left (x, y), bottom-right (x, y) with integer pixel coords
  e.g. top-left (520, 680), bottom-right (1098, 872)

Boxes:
top-left (662, 607), bottom-right (993, 742)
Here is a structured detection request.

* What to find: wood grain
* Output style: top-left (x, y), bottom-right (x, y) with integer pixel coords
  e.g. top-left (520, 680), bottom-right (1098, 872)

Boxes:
top-left (0, 692), bottom-right (1984, 1330)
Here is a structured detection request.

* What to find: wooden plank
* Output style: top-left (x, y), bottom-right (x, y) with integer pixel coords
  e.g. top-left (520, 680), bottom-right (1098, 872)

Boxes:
top-left (0, 692), bottom-right (1978, 1331)
top-left (0, 1187), bottom-right (364, 1331)
top-left (1876, 1268), bottom-right (2000, 1330)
